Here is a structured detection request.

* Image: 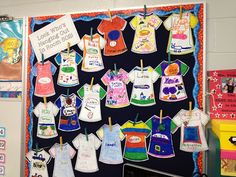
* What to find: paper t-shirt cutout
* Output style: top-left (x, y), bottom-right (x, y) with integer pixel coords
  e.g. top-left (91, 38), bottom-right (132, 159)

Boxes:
top-left (130, 13), bottom-right (162, 54)
top-left (72, 133), bottom-right (101, 173)
top-left (33, 101), bottom-right (59, 139)
top-left (55, 93), bottom-right (82, 131)
top-left (55, 49), bottom-right (82, 87)
top-left (98, 15), bottom-right (127, 56)
top-left (155, 59), bottom-right (189, 102)
top-left (49, 143), bottom-right (76, 177)
top-left (77, 83), bottom-right (106, 122)
top-left (129, 66), bottom-right (159, 106)
top-left (78, 33), bottom-right (106, 72)
top-left (164, 12), bottom-right (198, 55)
top-left (172, 108), bottom-right (209, 152)
top-left (101, 68), bottom-right (129, 108)
top-left (32, 61), bottom-right (57, 97)
top-left (96, 124), bottom-right (124, 164)
top-left (146, 115), bottom-right (177, 158)
top-left (121, 120), bottom-right (151, 161)
top-left (26, 149), bottom-right (51, 177)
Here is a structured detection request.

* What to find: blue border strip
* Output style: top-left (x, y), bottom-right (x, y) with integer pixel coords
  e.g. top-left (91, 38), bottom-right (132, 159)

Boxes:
top-left (28, 4), bottom-right (202, 176)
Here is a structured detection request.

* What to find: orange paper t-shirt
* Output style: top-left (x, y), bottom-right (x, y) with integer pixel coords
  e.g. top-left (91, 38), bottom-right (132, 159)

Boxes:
top-left (98, 15), bottom-right (127, 56)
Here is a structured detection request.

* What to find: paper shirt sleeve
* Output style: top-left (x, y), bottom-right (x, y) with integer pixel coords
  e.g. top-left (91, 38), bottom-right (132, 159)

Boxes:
top-left (101, 70), bottom-right (111, 86)
top-left (143, 123), bottom-right (151, 137)
top-left (190, 13), bottom-right (199, 29)
top-left (120, 68), bottom-right (129, 84)
top-left (145, 118), bottom-right (152, 130)
top-left (75, 96), bottom-right (82, 108)
top-left (75, 51), bottom-right (83, 65)
top-left (25, 150), bottom-right (33, 162)
top-left (172, 109), bottom-right (184, 127)
top-left (155, 62), bottom-right (163, 76)
top-left (99, 35), bottom-right (107, 49)
top-left (200, 110), bottom-right (210, 126)
top-left (49, 144), bottom-right (56, 158)
top-left (163, 15), bottom-right (172, 31)
top-left (116, 16), bottom-right (127, 31)
top-left (93, 134), bottom-right (101, 150)
top-left (43, 150), bottom-right (51, 164)
top-left (128, 68), bottom-right (135, 83)
top-left (54, 53), bottom-right (62, 65)
top-left (78, 36), bottom-right (85, 51)
top-left (68, 144), bottom-right (76, 159)
top-left (33, 103), bottom-right (40, 118)
top-left (97, 20), bottom-right (106, 34)
top-left (50, 62), bottom-right (57, 75)
top-left (130, 16), bottom-right (138, 30)
top-left (52, 103), bottom-right (59, 116)
top-left (77, 86), bottom-right (84, 99)
top-left (151, 14), bottom-right (162, 30)
top-left (150, 67), bottom-right (160, 83)
top-left (170, 120), bottom-right (178, 134)
top-left (180, 61), bottom-right (189, 76)
top-left (96, 126), bottom-right (104, 140)
top-left (72, 135), bottom-right (80, 149)
top-left (31, 64), bottom-right (38, 76)
top-left (54, 96), bottom-right (62, 109)
top-left (120, 122), bottom-right (127, 135)
top-left (99, 85), bottom-right (107, 100)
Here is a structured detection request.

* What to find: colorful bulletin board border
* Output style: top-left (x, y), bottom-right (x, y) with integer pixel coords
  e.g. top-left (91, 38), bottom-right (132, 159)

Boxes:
top-left (25, 3), bottom-right (205, 177)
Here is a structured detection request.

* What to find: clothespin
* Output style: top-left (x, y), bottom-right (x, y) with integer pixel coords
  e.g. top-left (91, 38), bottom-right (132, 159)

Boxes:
top-left (144, 5), bottom-right (147, 19)
top-left (180, 5), bottom-right (183, 19)
top-left (85, 128), bottom-right (88, 141)
top-left (0, 15), bottom-right (13, 22)
top-left (108, 117), bottom-right (112, 131)
top-left (67, 42), bottom-right (70, 56)
top-left (35, 142), bottom-right (39, 156)
top-left (60, 136), bottom-right (63, 150)
top-left (41, 53), bottom-right (44, 65)
top-left (108, 9), bottom-right (112, 22)
top-left (43, 97), bottom-right (47, 107)
top-left (114, 63), bottom-right (117, 75)
top-left (189, 101), bottom-right (192, 117)
top-left (90, 77), bottom-right (94, 91)
top-left (66, 89), bottom-right (70, 98)
top-left (160, 109), bottom-right (163, 124)
top-left (140, 59), bottom-right (143, 74)
top-left (133, 113), bottom-right (139, 126)
top-left (90, 27), bottom-right (93, 41)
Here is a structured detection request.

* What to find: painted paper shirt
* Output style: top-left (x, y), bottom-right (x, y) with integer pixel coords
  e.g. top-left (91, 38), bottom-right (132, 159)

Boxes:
top-left (96, 124), bottom-right (124, 164)
top-left (130, 13), bottom-right (162, 54)
top-left (164, 12), bottom-right (198, 55)
top-left (26, 149), bottom-right (51, 177)
top-left (172, 108), bottom-right (209, 152)
top-left (121, 120), bottom-right (151, 161)
top-left (155, 60), bottom-right (189, 102)
top-left (146, 116), bottom-right (177, 158)
top-left (77, 84), bottom-right (106, 122)
top-left (33, 101), bottom-right (59, 139)
top-left (32, 61), bottom-right (57, 97)
top-left (55, 93), bottom-right (82, 131)
top-left (101, 68), bottom-right (129, 108)
top-left (78, 33), bottom-right (106, 72)
top-left (72, 133), bottom-right (101, 173)
top-left (129, 66), bottom-right (159, 106)
top-left (49, 143), bottom-right (76, 177)
top-left (55, 49), bottom-right (82, 87)
top-left (98, 15), bottom-right (127, 56)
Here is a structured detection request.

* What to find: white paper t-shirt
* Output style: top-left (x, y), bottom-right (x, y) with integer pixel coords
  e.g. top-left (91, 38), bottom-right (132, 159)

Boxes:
top-left (72, 133), bottom-right (101, 173)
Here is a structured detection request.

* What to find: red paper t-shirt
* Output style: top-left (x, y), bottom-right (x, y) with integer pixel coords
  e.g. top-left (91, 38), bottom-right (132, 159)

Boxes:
top-left (98, 15), bottom-right (127, 56)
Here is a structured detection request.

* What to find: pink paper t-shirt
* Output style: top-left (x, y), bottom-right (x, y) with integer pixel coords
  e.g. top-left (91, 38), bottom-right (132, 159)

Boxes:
top-left (101, 68), bottom-right (129, 108)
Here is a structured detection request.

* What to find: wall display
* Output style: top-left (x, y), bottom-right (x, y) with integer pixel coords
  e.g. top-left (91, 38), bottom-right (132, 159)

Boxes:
top-left (25, 3), bottom-right (205, 177)
top-left (208, 69), bottom-right (236, 119)
top-left (0, 19), bottom-right (23, 99)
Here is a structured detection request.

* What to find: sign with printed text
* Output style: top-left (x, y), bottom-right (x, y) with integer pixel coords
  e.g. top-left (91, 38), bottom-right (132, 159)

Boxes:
top-left (29, 14), bottom-right (80, 61)
top-left (0, 128), bottom-right (6, 138)
top-left (0, 154), bottom-right (5, 164)
top-left (0, 166), bottom-right (4, 175)
top-left (0, 140), bottom-right (6, 150)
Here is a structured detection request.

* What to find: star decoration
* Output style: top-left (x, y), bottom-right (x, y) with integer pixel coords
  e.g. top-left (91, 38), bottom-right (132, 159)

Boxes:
top-left (212, 106), bottom-right (217, 111)
top-left (218, 103), bottom-right (223, 108)
top-left (213, 78), bottom-right (218, 82)
top-left (215, 113), bottom-right (220, 118)
top-left (211, 89), bottom-right (216, 94)
top-left (216, 84), bottom-right (221, 89)
top-left (213, 71), bottom-right (218, 76)
top-left (217, 94), bottom-right (223, 99)
top-left (230, 113), bottom-right (235, 118)
top-left (222, 113), bottom-right (227, 118)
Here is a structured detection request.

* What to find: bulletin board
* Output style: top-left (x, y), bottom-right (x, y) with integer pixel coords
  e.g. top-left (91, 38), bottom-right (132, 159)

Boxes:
top-left (25, 2), bottom-right (205, 177)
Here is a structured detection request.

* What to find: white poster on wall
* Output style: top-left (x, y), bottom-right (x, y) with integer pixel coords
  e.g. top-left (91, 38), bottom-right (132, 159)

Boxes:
top-left (29, 14), bottom-right (80, 61)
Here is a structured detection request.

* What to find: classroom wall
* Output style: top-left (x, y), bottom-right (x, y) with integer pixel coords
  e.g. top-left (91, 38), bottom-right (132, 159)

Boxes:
top-left (0, 0), bottom-right (236, 177)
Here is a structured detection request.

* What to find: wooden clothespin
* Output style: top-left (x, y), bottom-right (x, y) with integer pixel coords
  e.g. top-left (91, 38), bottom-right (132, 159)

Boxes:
top-left (60, 136), bottom-right (63, 150)
top-left (144, 5), bottom-right (147, 19)
top-left (41, 53), bottom-right (44, 65)
top-left (189, 101), bottom-right (192, 117)
top-left (160, 109), bottom-right (163, 124)
top-left (0, 15), bottom-right (13, 22)
top-left (108, 117), bottom-right (112, 131)
top-left (180, 5), bottom-right (183, 19)
top-left (108, 9), bottom-right (112, 22)
top-left (66, 89), bottom-right (70, 98)
top-left (90, 77), bottom-right (94, 91)
top-left (67, 42), bottom-right (70, 56)
top-left (90, 27), bottom-right (93, 41)
top-left (133, 113), bottom-right (139, 126)
top-left (140, 59), bottom-right (143, 74)
top-left (35, 142), bottom-right (39, 156)
top-left (85, 128), bottom-right (88, 141)
top-left (43, 96), bottom-right (47, 107)
top-left (114, 63), bottom-right (117, 75)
